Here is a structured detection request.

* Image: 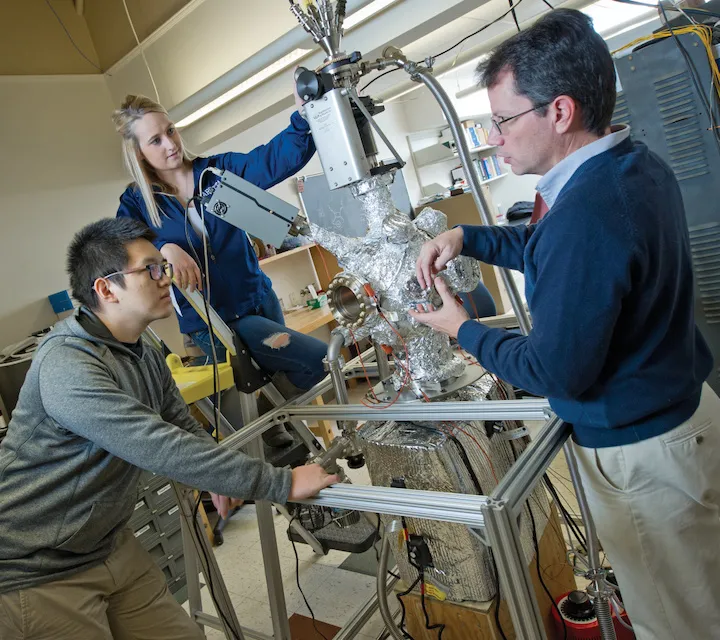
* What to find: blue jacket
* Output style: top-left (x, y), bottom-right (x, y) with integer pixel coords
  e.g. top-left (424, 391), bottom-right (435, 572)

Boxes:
top-left (117, 111), bottom-right (315, 335)
top-left (457, 138), bottom-right (713, 448)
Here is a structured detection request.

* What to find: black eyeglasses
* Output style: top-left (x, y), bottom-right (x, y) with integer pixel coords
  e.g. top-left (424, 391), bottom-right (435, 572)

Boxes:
top-left (491, 103), bottom-right (550, 135)
top-left (101, 262), bottom-right (174, 282)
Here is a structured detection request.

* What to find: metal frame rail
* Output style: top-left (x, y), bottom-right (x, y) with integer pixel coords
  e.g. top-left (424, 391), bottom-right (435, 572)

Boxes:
top-left (215, 368), bottom-right (567, 639)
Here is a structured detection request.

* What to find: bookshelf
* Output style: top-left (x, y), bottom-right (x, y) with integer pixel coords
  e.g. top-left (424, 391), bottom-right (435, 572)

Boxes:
top-left (407, 121), bottom-right (506, 200)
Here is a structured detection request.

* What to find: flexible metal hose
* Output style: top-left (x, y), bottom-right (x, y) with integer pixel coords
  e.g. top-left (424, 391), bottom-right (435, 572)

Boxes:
top-left (595, 597), bottom-right (618, 640)
top-left (377, 520), bottom-right (405, 640)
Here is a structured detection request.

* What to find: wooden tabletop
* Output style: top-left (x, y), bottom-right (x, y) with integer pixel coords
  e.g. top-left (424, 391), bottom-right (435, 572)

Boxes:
top-left (285, 305), bottom-right (335, 335)
top-left (477, 311), bottom-right (520, 329)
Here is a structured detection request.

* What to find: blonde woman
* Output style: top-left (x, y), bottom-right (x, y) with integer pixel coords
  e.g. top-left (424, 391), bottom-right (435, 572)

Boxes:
top-left (114, 93), bottom-right (327, 447)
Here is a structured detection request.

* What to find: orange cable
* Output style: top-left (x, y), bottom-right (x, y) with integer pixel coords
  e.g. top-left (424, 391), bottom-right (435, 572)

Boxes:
top-left (447, 421), bottom-right (499, 483)
top-left (316, 246), bottom-right (333, 284)
top-left (468, 291), bottom-right (480, 319)
top-left (349, 328), bottom-right (381, 403)
top-left (356, 310), bottom-right (411, 410)
top-left (420, 389), bottom-right (499, 483)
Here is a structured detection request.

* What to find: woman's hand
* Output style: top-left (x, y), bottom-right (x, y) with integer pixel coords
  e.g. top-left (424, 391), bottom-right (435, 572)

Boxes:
top-left (160, 243), bottom-right (202, 292)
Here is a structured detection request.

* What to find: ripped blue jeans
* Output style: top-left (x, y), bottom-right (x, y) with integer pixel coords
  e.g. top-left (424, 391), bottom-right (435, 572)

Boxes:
top-left (188, 289), bottom-right (328, 390)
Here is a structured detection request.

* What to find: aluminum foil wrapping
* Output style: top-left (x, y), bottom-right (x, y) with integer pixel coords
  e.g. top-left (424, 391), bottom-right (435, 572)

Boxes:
top-left (311, 175), bottom-right (482, 386)
top-left (357, 383), bottom-right (550, 603)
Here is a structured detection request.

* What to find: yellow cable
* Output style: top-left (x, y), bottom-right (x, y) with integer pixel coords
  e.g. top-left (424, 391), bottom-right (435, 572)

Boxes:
top-left (612, 25), bottom-right (720, 100)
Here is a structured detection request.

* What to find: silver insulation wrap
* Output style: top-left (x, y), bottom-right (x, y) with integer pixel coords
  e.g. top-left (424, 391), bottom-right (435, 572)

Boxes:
top-left (307, 174), bottom-right (549, 604)
top-left (311, 175), bottom-right (482, 388)
top-left (357, 384), bottom-right (550, 603)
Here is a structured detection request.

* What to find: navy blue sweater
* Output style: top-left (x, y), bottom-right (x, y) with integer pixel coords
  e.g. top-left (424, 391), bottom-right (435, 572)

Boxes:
top-left (457, 138), bottom-right (713, 448)
top-left (117, 111), bottom-right (315, 335)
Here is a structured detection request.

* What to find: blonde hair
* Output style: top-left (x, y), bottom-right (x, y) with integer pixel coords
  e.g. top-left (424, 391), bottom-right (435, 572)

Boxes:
top-left (112, 95), bottom-right (195, 227)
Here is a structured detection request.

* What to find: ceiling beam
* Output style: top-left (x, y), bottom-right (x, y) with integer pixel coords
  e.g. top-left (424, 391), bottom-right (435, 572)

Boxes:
top-left (375, 0), bottom-right (596, 103)
top-left (173, 0), bottom-right (497, 149)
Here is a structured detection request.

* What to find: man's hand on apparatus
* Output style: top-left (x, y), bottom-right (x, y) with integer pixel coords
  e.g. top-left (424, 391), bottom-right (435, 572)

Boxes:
top-left (409, 277), bottom-right (470, 339)
top-left (288, 463), bottom-right (340, 501)
top-left (161, 243), bottom-right (202, 292)
top-left (416, 227), bottom-right (464, 290)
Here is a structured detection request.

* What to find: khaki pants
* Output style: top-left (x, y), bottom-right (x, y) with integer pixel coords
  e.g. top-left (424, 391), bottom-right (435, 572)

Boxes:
top-left (0, 529), bottom-right (203, 640)
top-left (574, 383), bottom-right (720, 640)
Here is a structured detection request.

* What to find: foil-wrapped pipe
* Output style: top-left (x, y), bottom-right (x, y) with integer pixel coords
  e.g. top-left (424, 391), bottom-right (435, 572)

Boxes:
top-left (311, 175), bottom-right (482, 390)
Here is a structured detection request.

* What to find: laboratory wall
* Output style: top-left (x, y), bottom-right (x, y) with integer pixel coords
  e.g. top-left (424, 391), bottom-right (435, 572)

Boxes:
top-left (0, 76), bottom-right (128, 347)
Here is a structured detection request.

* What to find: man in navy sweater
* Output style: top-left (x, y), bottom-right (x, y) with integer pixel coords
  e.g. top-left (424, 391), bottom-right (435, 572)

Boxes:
top-left (412, 10), bottom-right (719, 639)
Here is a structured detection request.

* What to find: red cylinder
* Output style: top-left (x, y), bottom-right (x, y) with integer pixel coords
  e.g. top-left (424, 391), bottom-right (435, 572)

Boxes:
top-left (551, 591), bottom-right (634, 640)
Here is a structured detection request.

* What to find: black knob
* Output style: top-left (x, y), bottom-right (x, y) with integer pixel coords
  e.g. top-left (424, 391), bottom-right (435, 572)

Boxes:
top-left (349, 51), bottom-right (362, 64)
top-left (346, 454), bottom-right (366, 469)
top-left (562, 590), bottom-right (595, 621)
top-left (295, 68), bottom-right (322, 102)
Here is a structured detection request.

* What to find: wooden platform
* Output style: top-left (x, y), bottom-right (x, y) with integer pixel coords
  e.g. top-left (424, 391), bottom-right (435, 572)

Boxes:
top-left (284, 305), bottom-right (335, 334)
top-left (403, 503), bottom-right (575, 639)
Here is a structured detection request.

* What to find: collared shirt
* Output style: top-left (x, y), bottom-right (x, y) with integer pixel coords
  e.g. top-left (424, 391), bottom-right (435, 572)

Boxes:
top-left (536, 125), bottom-right (631, 208)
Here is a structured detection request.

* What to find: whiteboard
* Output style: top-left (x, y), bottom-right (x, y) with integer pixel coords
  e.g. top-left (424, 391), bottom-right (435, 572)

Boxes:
top-left (297, 169), bottom-right (414, 238)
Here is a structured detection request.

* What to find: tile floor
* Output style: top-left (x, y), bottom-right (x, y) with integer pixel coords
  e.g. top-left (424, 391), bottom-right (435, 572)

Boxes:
top-left (183, 383), bottom-right (585, 639)
top-left (183, 461), bottom-right (389, 640)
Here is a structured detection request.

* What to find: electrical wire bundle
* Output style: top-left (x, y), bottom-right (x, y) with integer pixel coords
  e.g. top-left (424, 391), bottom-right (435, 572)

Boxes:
top-left (612, 22), bottom-right (720, 97)
top-left (393, 516), bottom-right (445, 640)
top-left (359, 0), bottom-right (556, 94)
top-left (181, 179), bottom-right (242, 638)
top-left (612, 7), bottom-right (720, 152)
top-left (289, 516), bottom-right (331, 640)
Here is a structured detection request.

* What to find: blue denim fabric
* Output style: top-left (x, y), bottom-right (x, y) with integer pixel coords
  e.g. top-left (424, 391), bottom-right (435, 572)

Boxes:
top-left (189, 289), bottom-right (327, 390)
top-left (458, 282), bottom-right (497, 319)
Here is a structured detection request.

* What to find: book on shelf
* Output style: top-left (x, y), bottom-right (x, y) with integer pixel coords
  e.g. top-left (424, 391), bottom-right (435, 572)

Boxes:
top-left (451, 152), bottom-right (505, 189)
top-left (461, 120), bottom-right (489, 149)
top-left (471, 153), bottom-right (504, 182)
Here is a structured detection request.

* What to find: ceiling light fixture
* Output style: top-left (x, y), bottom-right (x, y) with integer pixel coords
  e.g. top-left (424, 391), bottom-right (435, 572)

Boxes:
top-left (176, 48), bottom-right (311, 128)
top-left (176, 0), bottom-right (401, 129)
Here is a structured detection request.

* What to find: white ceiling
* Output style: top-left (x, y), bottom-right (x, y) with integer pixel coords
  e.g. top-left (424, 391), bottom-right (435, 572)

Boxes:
top-left (366, 0), bottom-right (657, 99)
top-left (104, 0), bottom-right (658, 150)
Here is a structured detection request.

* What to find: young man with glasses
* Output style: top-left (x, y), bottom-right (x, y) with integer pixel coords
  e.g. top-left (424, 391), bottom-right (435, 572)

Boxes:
top-left (0, 218), bottom-right (337, 639)
top-left (412, 9), bottom-right (719, 639)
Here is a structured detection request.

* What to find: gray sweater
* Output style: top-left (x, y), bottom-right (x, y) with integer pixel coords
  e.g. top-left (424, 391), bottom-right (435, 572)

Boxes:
top-left (0, 309), bottom-right (291, 593)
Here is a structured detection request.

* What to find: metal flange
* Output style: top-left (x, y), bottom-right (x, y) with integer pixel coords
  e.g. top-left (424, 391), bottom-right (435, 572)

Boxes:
top-left (326, 272), bottom-right (377, 329)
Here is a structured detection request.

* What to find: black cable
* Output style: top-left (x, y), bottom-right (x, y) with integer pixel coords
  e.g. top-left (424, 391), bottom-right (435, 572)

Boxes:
top-left (44, 0), bottom-right (105, 73)
top-left (527, 501), bottom-right (567, 640)
top-left (290, 517), bottom-right (330, 640)
top-left (183, 180), bottom-right (239, 638)
top-left (543, 475), bottom-right (588, 551)
top-left (359, 68), bottom-right (401, 94)
top-left (431, 0), bottom-right (531, 60)
top-left (419, 569), bottom-right (445, 639)
top-left (192, 494), bottom-right (242, 640)
top-left (396, 573), bottom-right (422, 640)
top-left (184, 194), bottom-right (221, 443)
top-left (490, 550), bottom-right (509, 640)
top-left (361, 0), bottom-right (540, 95)
top-left (545, 478), bottom-right (587, 546)
top-left (509, 0), bottom-right (521, 33)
